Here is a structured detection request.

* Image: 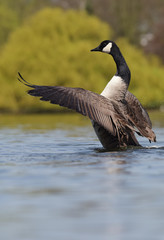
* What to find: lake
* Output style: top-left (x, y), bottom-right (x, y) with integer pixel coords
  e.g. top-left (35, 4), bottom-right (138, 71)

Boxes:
top-left (0, 111), bottom-right (164, 240)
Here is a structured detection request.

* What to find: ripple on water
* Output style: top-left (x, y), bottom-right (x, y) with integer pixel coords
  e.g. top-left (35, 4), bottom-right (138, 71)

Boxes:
top-left (0, 113), bottom-right (164, 240)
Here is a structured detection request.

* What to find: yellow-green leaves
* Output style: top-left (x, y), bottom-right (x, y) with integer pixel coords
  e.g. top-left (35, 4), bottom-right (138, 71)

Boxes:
top-left (0, 8), bottom-right (163, 112)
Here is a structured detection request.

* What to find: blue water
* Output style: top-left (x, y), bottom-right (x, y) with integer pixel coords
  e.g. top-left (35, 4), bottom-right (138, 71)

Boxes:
top-left (0, 113), bottom-right (164, 240)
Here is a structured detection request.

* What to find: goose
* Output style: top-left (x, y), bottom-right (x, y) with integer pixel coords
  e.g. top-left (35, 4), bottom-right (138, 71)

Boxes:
top-left (18, 40), bottom-right (156, 150)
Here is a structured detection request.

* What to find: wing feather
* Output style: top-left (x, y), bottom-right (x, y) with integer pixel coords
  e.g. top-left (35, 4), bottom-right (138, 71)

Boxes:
top-left (125, 91), bottom-right (156, 142)
top-left (18, 73), bottom-right (136, 140)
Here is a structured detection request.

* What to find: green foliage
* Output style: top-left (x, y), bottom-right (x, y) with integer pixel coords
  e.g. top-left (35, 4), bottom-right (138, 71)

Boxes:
top-left (0, 8), bottom-right (113, 112)
top-left (0, 8), bottom-right (163, 113)
top-left (0, 5), bottom-right (18, 46)
top-left (116, 38), bottom-right (164, 108)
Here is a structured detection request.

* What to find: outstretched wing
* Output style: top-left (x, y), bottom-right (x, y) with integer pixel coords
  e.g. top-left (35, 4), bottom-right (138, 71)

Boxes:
top-left (18, 73), bottom-right (136, 140)
top-left (125, 91), bottom-right (156, 142)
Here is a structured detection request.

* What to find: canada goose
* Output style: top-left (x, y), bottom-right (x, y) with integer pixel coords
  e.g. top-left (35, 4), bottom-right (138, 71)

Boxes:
top-left (18, 40), bottom-right (156, 150)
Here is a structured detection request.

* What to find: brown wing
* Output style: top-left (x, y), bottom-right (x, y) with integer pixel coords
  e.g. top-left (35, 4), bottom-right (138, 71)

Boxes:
top-left (18, 73), bottom-right (136, 141)
top-left (125, 91), bottom-right (156, 142)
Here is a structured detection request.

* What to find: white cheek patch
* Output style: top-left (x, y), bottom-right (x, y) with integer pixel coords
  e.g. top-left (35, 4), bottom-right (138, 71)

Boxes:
top-left (102, 42), bottom-right (112, 53)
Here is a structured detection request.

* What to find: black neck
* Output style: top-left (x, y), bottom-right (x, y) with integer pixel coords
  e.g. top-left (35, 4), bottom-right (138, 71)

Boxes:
top-left (111, 46), bottom-right (131, 86)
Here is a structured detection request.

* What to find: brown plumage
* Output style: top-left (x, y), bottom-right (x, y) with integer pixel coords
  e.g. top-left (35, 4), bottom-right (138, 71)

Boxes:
top-left (18, 40), bottom-right (156, 150)
top-left (18, 73), bottom-right (156, 149)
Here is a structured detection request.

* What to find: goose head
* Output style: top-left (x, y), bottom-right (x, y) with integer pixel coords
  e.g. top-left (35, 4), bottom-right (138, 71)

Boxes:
top-left (91, 40), bottom-right (116, 54)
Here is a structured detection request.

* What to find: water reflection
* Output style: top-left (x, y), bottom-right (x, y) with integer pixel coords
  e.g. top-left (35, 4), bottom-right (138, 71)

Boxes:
top-left (0, 111), bottom-right (164, 240)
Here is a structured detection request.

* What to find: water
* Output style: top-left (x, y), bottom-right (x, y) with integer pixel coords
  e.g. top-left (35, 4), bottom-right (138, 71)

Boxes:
top-left (0, 112), bottom-right (164, 240)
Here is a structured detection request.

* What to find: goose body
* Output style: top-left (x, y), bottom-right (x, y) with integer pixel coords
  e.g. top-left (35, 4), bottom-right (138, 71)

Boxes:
top-left (18, 40), bottom-right (156, 150)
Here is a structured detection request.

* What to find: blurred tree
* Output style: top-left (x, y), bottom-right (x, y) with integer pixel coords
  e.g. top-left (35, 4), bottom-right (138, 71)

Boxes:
top-left (85, 0), bottom-right (94, 15)
top-left (0, 8), bottom-right (112, 112)
top-left (111, 0), bottom-right (141, 43)
top-left (84, 0), bottom-right (164, 61)
top-left (145, 13), bottom-right (164, 63)
top-left (0, 5), bottom-right (18, 46)
top-left (1, 0), bottom-right (54, 20)
top-left (1, 0), bottom-right (163, 47)
top-left (0, 6), bottom-right (163, 112)
top-left (85, 0), bottom-right (164, 45)
top-left (117, 38), bottom-right (164, 108)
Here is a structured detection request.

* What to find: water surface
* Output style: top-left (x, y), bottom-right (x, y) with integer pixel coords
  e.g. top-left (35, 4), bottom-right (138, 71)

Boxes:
top-left (0, 112), bottom-right (164, 240)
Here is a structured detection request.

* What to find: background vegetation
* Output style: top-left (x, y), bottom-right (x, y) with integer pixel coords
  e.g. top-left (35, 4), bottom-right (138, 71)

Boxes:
top-left (0, 1), bottom-right (163, 113)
